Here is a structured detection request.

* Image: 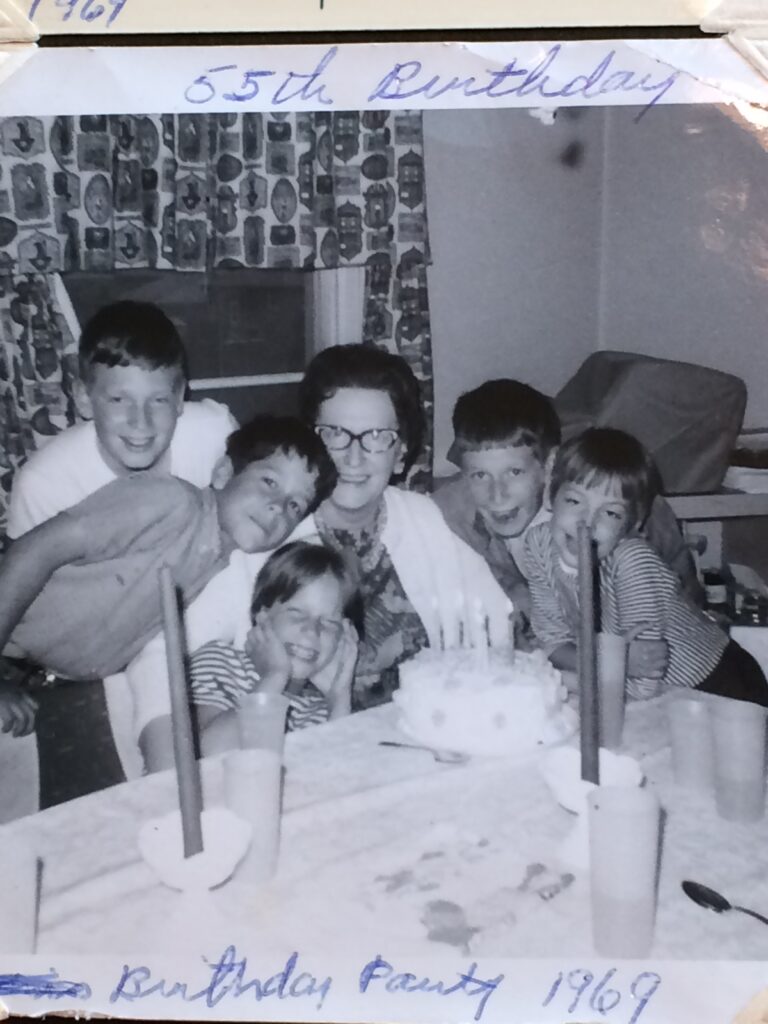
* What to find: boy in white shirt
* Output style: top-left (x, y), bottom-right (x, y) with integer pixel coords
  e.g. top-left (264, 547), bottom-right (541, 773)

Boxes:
top-left (7, 300), bottom-right (235, 536)
top-left (2, 300), bottom-right (235, 807)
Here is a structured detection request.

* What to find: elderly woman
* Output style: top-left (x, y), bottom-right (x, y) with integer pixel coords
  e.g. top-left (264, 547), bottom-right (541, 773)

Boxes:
top-left (299, 343), bottom-right (511, 710)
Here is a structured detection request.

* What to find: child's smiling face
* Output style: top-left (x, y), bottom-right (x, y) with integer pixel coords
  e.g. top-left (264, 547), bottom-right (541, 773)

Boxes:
top-left (265, 571), bottom-right (345, 683)
top-left (216, 451), bottom-right (318, 553)
top-left (551, 475), bottom-right (632, 568)
top-left (461, 443), bottom-right (546, 539)
top-left (86, 362), bottom-right (185, 474)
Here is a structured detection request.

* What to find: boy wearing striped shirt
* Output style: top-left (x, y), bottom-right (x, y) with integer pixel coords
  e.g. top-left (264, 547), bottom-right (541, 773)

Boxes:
top-left (523, 428), bottom-right (768, 705)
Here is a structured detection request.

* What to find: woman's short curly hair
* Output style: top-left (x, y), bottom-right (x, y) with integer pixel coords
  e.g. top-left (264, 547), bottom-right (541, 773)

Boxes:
top-left (299, 343), bottom-right (424, 479)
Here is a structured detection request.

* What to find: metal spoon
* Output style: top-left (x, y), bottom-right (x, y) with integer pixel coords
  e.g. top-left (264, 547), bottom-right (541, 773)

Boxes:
top-left (378, 740), bottom-right (468, 765)
top-left (681, 880), bottom-right (768, 926)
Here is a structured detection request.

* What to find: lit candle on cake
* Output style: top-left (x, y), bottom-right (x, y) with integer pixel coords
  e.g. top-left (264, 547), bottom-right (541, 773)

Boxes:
top-left (505, 597), bottom-right (515, 655)
top-left (428, 595), bottom-right (436, 640)
top-left (474, 597), bottom-right (490, 667)
top-left (429, 595), bottom-right (442, 650)
top-left (577, 521), bottom-right (600, 785)
top-left (456, 594), bottom-right (466, 649)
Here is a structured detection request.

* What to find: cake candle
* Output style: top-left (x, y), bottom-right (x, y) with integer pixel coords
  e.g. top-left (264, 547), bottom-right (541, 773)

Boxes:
top-left (475, 597), bottom-right (490, 667)
top-left (577, 522), bottom-right (600, 785)
top-left (429, 594), bottom-right (443, 650)
top-left (508, 598), bottom-right (517, 662)
top-left (159, 565), bottom-right (204, 857)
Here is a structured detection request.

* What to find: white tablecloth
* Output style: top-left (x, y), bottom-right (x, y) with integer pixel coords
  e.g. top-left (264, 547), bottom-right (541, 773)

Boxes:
top-left (7, 695), bottom-right (768, 961)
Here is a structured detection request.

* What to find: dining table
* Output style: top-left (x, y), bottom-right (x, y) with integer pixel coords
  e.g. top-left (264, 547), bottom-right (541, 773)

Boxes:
top-left (7, 691), bottom-right (768, 965)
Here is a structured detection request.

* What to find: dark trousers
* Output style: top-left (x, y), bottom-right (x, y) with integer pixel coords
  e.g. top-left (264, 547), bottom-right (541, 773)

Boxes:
top-left (695, 639), bottom-right (768, 708)
top-left (33, 677), bottom-right (126, 809)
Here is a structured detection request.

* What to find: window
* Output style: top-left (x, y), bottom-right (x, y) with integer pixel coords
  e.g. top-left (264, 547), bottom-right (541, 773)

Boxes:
top-left (63, 268), bottom-right (312, 422)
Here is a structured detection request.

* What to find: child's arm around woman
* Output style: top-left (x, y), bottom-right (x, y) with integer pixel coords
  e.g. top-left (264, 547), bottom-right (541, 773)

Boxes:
top-left (605, 536), bottom-right (720, 697)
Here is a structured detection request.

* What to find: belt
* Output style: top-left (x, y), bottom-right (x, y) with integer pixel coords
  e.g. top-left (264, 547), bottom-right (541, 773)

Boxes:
top-left (0, 655), bottom-right (78, 691)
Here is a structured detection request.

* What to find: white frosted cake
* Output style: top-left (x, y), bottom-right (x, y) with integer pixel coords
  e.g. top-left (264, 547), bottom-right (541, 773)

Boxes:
top-left (394, 647), bottom-right (576, 758)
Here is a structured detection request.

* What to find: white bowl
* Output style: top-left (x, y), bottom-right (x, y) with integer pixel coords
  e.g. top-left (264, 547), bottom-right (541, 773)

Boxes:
top-left (540, 746), bottom-right (644, 814)
top-left (138, 806), bottom-right (252, 892)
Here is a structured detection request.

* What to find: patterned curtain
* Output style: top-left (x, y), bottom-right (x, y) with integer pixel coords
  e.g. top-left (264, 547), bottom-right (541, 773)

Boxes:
top-left (0, 110), bottom-right (433, 536)
top-left (0, 274), bottom-right (80, 542)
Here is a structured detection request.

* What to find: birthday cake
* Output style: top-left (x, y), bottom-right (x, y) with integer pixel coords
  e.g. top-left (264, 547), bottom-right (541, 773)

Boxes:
top-left (394, 647), bottom-right (576, 758)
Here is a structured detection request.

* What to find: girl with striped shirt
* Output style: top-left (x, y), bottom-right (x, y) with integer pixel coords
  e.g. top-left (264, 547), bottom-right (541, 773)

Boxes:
top-left (189, 541), bottom-right (359, 750)
top-left (523, 428), bottom-right (768, 706)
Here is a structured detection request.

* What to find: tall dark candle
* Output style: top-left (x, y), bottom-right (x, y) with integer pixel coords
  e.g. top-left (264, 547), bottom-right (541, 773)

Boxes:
top-left (577, 521), bottom-right (600, 784)
top-left (159, 565), bottom-right (204, 857)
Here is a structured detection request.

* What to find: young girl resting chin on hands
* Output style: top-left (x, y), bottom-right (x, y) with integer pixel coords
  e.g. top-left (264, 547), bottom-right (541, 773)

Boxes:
top-left (190, 541), bottom-right (359, 755)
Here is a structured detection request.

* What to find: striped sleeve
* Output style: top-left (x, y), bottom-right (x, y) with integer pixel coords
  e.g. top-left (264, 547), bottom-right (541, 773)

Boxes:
top-left (188, 641), bottom-right (260, 711)
top-left (603, 540), bottom-right (671, 699)
top-left (522, 524), bottom-right (576, 655)
top-left (604, 538), bottom-right (726, 698)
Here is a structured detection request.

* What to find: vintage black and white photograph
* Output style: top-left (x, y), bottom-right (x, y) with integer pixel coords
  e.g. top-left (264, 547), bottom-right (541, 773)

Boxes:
top-left (1, 92), bottom-right (768, 979)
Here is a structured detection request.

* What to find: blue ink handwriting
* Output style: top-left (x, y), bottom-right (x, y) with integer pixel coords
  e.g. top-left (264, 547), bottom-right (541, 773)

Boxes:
top-left (367, 45), bottom-right (679, 120)
top-left (359, 954), bottom-right (503, 1022)
top-left (0, 970), bottom-right (91, 1001)
top-left (185, 47), bottom-right (337, 107)
top-left (542, 967), bottom-right (662, 1023)
top-left (28, 0), bottom-right (127, 27)
top-left (110, 946), bottom-right (332, 1010)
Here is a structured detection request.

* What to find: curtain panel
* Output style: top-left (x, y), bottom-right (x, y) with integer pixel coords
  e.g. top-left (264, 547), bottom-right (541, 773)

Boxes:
top-left (0, 273), bottom-right (80, 542)
top-left (0, 110), bottom-right (433, 538)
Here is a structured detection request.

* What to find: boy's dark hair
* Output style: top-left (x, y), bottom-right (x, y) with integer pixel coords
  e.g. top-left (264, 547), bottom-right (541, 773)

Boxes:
top-left (550, 427), bottom-right (661, 527)
top-left (226, 415), bottom-right (337, 514)
top-left (251, 540), bottom-right (360, 625)
top-left (79, 300), bottom-right (186, 383)
top-left (450, 379), bottom-right (561, 465)
top-left (299, 343), bottom-right (424, 479)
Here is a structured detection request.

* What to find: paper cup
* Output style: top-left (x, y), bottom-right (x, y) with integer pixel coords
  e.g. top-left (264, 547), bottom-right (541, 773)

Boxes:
top-left (667, 694), bottom-right (715, 792)
top-left (588, 786), bottom-right (660, 958)
top-left (711, 697), bottom-right (767, 823)
top-left (224, 692), bottom-right (289, 884)
top-left (597, 633), bottom-right (627, 750)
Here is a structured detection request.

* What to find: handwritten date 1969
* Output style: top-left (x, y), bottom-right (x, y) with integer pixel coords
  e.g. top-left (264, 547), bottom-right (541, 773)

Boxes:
top-left (27, 0), bottom-right (128, 27)
top-left (28, 0), bottom-right (330, 22)
top-left (543, 967), bottom-right (661, 1023)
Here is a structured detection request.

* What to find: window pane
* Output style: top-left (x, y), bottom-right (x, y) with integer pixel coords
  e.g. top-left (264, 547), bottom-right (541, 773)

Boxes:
top-left (191, 382), bottom-right (300, 425)
top-left (62, 268), bottom-right (307, 382)
top-left (212, 269), bottom-right (306, 378)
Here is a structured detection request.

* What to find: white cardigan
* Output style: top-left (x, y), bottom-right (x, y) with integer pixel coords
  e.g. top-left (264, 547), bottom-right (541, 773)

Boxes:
top-left (381, 486), bottom-right (512, 648)
top-left (126, 488), bottom-right (511, 752)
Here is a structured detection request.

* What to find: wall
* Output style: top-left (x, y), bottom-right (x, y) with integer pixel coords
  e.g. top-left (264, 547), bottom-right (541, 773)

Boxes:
top-left (598, 104), bottom-right (768, 428)
top-left (424, 107), bottom-right (606, 472)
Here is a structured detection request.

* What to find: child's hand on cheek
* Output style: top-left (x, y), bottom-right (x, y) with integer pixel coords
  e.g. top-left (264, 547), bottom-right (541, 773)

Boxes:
top-left (245, 612), bottom-right (291, 691)
top-left (312, 621), bottom-right (358, 718)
